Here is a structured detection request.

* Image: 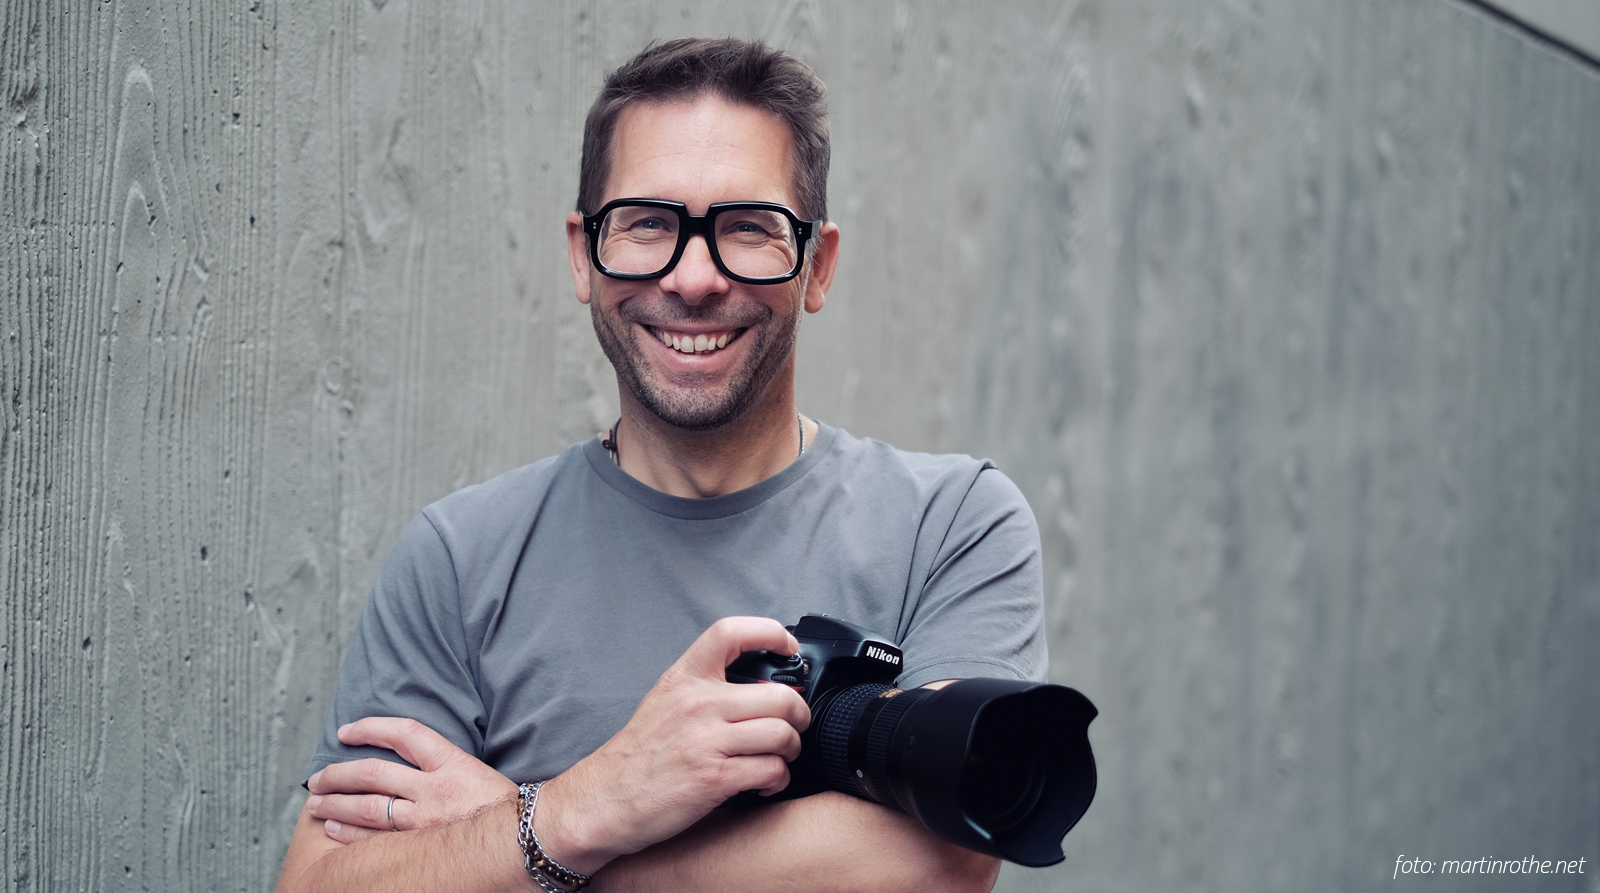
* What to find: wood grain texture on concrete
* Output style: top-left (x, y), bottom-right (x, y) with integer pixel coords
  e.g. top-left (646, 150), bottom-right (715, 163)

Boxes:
top-left (2, 2), bottom-right (1596, 891)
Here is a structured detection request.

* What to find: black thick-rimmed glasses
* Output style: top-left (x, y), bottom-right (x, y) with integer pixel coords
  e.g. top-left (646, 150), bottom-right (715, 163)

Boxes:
top-left (583, 199), bottom-right (821, 285)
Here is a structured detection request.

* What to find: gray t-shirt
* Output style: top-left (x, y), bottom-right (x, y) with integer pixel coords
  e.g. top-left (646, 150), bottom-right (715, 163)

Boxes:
top-left (308, 423), bottom-right (1046, 783)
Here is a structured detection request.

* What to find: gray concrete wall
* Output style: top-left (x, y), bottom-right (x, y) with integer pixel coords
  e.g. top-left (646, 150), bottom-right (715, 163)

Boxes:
top-left (1481, 0), bottom-right (1600, 61)
top-left (3, 2), bottom-right (1596, 891)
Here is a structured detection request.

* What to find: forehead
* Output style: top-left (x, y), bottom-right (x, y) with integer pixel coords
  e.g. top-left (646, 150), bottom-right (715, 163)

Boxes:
top-left (605, 96), bottom-right (797, 212)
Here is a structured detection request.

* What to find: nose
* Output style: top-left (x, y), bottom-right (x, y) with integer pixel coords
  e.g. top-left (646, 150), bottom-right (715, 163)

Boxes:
top-left (658, 233), bottom-right (729, 306)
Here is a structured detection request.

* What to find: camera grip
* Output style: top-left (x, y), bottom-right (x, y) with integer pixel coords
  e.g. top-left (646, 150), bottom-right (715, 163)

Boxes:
top-left (726, 650), bottom-right (807, 690)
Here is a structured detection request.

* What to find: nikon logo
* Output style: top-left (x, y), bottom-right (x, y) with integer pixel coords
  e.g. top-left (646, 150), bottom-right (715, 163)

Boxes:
top-left (866, 645), bottom-right (900, 666)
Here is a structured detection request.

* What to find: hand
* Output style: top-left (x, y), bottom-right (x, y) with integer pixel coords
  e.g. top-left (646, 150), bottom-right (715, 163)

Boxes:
top-left (534, 616), bottom-right (811, 875)
top-left (305, 717), bottom-right (519, 844)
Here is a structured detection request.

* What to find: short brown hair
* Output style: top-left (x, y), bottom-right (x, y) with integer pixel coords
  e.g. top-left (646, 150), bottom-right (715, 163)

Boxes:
top-left (577, 38), bottom-right (830, 221)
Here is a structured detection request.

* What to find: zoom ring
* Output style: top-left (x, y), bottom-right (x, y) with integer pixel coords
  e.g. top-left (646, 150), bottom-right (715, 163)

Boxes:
top-left (817, 684), bottom-right (894, 800)
top-left (860, 689), bottom-right (922, 813)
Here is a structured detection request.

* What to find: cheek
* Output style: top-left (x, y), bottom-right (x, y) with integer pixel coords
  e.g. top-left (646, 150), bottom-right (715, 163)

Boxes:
top-left (763, 283), bottom-right (806, 317)
top-left (591, 279), bottom-right (642, 314)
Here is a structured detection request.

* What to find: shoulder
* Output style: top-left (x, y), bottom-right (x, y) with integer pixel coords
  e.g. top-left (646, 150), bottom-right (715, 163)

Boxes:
top-left (419, 441), bottom-right (588, 534)
top-left (820, 425), bottom-right (1029, 514)
top-left (372, 440), bottom-right (601, 624)
top-left (388, 440), bottom-right (599, 577)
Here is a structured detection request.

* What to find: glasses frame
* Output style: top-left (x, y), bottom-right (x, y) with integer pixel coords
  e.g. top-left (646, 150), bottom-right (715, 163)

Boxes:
top-left (583, 198), bottom-right (821, 285)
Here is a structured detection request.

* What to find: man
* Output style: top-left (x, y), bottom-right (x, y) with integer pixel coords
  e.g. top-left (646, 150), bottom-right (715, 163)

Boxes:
top-left (275, 38), bottom-right (1045, 892)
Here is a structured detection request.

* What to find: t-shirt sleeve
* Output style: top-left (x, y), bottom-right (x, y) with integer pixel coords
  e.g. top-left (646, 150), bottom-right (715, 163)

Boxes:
top-left (303, 512), bottom-right (486, 783)
top-left (896, 464), bottom-right (1048, 689)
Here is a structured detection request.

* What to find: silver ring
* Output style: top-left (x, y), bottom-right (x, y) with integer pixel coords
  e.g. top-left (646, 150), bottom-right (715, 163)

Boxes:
top-left (386, 795), bottom-right (397, 832)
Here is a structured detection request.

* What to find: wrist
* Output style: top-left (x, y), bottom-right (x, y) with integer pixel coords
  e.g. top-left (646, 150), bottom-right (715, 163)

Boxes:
top-left (524, 774), bottom-right (613, 880)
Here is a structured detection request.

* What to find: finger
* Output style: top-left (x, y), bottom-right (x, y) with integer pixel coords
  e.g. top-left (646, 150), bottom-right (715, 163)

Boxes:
top-left (675, 616), bottom-right (800, 681)
top-left (714, 680), bottom-right (812, 732)
top-left (720, 716), bottom-right (804, 763)
top-left (323, 818), bottom-right (387, 844)
top-left (307, 792), bottom-right (406, 832)
top-left (309, 757), bottom-right (420, 800)
top-left (337, 717), bottom-right (468, 774)
top-left (755, 769), bottom-right (792, 798)
top-left (718, 753), bottom-right (793, 798)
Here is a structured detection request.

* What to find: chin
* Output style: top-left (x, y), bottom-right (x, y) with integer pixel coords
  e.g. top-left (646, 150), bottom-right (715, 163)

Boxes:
top-left (631, 380), bottom-right (763, 431)
top-left (595, 305), bottom-right (798, 433)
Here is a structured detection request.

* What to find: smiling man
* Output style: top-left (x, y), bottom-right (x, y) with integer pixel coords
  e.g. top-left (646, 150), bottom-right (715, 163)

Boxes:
top-left (274, 39), bottom-right (1046, 893)
top-left (577, 95), bottom-right (829, 496)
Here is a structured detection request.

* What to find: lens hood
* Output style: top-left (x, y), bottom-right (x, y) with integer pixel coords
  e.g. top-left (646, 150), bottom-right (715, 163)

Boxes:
top-left (886, 678), bottom-right (1098, 867)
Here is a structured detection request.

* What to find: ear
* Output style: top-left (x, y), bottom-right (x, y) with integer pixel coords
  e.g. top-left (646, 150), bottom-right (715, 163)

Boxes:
top-left (803, 221), bottom-right (840, 314)
top-left (566, 211), bottom-right (593, 305)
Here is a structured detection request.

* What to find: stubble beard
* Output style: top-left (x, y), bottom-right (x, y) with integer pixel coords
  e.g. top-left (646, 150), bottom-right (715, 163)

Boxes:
top-left (591, 294), bottom-right (801, 432)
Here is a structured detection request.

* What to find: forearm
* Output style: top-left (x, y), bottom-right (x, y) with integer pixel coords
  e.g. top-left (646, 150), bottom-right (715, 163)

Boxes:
top-left (275, 796), bottom-right (530, 893)
top-left (594, 792), bottom-right (999, 893)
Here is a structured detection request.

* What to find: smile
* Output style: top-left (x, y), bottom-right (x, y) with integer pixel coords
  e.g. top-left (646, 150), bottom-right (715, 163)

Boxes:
top-left (649, 326), bottom-right (744, 355)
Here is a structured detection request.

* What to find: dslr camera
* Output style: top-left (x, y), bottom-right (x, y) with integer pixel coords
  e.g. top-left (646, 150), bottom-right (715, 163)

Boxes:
top-left (727, 614), bottom-right (1098, 867)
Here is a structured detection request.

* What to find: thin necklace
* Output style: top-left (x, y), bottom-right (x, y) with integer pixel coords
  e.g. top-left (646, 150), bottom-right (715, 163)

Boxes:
top-left (603, 411), bottom-right (805, 466)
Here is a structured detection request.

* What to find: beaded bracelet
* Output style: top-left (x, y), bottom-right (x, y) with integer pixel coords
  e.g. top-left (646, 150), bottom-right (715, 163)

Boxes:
top-left (517, 782), bottom-right (592, 892)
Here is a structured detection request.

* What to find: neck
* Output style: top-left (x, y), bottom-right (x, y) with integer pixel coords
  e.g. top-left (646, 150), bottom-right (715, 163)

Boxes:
top-left (611, 387), bottom-right (815, 499)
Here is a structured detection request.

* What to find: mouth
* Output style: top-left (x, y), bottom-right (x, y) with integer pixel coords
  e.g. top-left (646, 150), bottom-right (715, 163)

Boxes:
top-left (648, 325), bottom-right (746, 355)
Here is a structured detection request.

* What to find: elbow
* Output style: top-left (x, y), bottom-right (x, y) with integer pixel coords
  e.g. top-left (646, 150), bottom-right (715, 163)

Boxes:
top-left (948, 852), bottom-right (1003, 893)
top-left (273, 867), bottom-right (308, 893)
top-left (274, 854), bottom-right (328, 893)
top-left (917, 846), bottom-right (1001, 893)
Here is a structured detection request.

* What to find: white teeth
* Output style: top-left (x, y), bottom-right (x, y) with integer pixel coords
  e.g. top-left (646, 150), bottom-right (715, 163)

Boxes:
top-left (655, 328), bottom-right (736, 354)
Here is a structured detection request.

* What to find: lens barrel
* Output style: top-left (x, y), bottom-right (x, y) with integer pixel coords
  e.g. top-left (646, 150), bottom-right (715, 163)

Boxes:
top-left (810, 678), bottom-right (1098, 867)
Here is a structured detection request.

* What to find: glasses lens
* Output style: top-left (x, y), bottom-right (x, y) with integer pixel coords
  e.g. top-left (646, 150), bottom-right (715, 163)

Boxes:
top-left (597, 205), bottom-right (680, 276)
top-left (714, 208), bottom-right (799, 280)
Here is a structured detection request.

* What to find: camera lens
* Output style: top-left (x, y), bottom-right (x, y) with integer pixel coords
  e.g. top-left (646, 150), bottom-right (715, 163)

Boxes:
top-left (806, 678), bottom-right (1097, 867)
top-left (960, 699), bottom-right (1046, 834)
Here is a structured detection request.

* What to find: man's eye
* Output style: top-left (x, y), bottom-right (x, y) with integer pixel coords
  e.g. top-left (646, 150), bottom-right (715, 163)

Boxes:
top-left (631, 217), bottom-right (669, 231)
top-left (721, 218), bottom-right (777, 239)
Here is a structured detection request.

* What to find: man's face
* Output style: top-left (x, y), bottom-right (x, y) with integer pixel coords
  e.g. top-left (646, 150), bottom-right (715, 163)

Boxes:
top-left (567, 96), bottom-right (837, 431)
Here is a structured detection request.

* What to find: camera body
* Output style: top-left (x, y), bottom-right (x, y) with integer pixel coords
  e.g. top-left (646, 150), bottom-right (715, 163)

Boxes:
top-left (726, 614), bottom-right (1098, 867)
top-left (726, 614), bottom-right (909, 800)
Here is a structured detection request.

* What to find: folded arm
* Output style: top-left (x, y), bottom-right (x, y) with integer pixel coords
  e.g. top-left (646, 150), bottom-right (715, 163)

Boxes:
top-left (278, 620), bottom-right (998, 893)
top-left (278, 784), bottom-right (995, 893)
top-left (596, 791), bottom-right (997, 893)
top-left (276, 796), bottom-right (528, 893)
